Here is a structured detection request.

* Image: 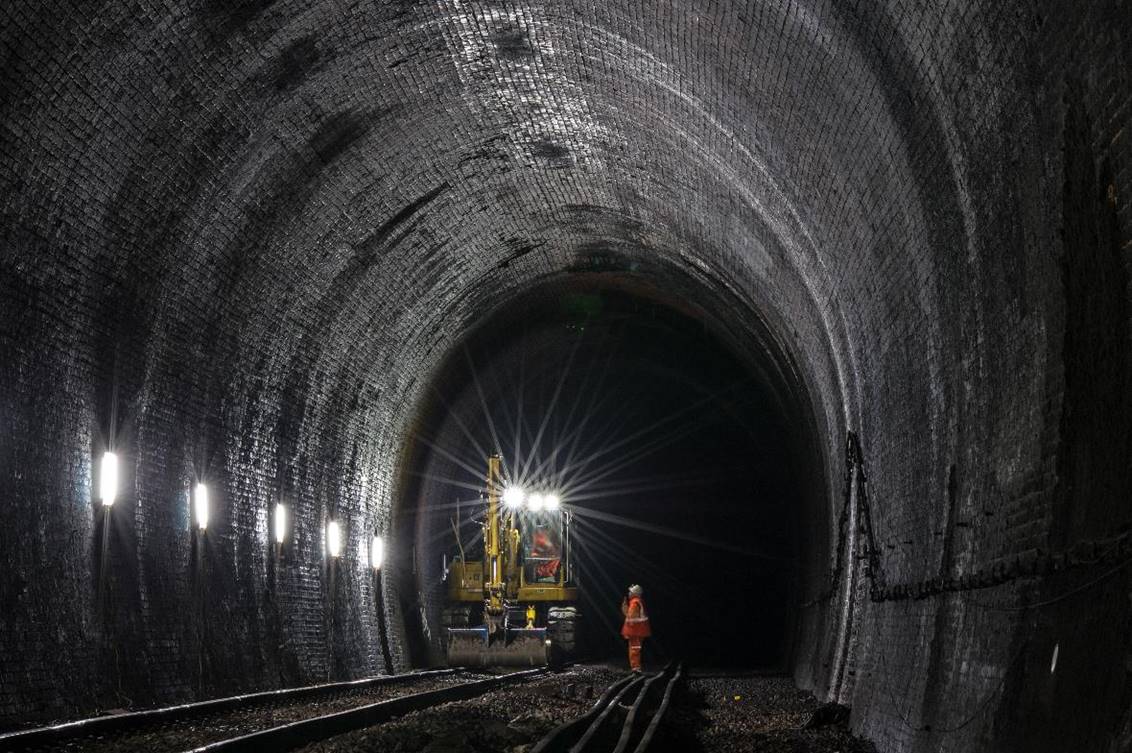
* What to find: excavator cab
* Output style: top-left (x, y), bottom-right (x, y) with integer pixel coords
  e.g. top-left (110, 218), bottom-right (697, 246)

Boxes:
top-left (524, 524), bottom-right (562, 583)
top-left (442, 454), bottom-right (580, 667)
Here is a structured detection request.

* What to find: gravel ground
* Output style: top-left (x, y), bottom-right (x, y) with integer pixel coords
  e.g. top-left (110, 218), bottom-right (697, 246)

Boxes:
top-left (13, 668), bottom-right (876, 753)
top-left (296, 665), bottom-right (623, 753)
top-left (12, 672), bottom-right (494, 753)
top-left (672, 674), bottom-right (877, 752)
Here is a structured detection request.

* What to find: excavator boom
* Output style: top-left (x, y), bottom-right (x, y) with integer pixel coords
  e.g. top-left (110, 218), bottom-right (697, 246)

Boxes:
top-left (445, 455), bottom-right (555, 667)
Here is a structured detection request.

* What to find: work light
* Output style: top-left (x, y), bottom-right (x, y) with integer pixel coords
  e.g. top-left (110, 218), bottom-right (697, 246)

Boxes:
top-left (371, 535), bottom-right (384, 570)
top-left (503, 486), bottom-right (525, 509)
top-left (194, 483), bottom-right (209, 530)
top-left (274, 503), bottom-right (287, 544)
top-left (99, 452), bottom-right (118, 506)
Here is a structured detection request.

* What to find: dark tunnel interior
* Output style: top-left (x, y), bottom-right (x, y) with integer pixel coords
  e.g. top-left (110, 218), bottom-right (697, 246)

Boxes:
top-left (397, 281), bottom-right (824, 671)
top-left (1, 2), bottom-right (1130, 751)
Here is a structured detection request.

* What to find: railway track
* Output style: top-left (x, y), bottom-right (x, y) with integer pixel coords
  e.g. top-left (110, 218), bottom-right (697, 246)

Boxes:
top-left (0, 667), bottom-right (545, 753)
top-left (531, 663), bottom-right (684, 753)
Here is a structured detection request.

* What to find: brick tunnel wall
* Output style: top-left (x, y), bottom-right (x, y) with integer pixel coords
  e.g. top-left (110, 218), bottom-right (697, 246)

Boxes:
top-left (1, 2), bottom-right (1130, 751)
top-left (828, 5), bottom-right (1132, 752)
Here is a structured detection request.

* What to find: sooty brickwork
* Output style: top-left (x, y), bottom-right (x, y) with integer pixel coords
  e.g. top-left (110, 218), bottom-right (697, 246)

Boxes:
top-left (0, 2), bottom-right (1129, 751)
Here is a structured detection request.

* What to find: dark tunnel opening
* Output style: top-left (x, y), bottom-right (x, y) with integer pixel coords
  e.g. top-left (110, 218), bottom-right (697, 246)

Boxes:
top-left (394, 278), bottom-right (827, 672)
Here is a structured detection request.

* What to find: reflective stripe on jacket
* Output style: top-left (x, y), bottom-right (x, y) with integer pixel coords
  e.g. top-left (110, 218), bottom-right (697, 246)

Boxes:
top-left (620, 596), bottom-right (652, 638)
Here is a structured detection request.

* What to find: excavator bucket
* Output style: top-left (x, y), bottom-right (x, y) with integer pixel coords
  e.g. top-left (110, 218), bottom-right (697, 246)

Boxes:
top-left (446, 626), bottom-right (550, 667)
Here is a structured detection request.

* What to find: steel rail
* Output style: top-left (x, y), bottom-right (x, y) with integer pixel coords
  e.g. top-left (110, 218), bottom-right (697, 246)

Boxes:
top-left (531, 674), bottom-right (639, 753)
top-left (0, 669), bottom-right (457, 752)
top-left (531, 664), bottom-right (683, 753)
top-left (631, 665), bottom-right (683, 753)
top-left (188, 667), bottom-right (547, 752)
top-left (569, 674), bottom-right (650, 753)
top-left (611, 669), bottom-right (668, 753)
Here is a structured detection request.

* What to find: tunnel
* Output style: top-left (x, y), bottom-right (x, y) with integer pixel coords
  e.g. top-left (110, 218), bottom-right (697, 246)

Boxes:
top-left (0, 2), bottom-right (1130, 752)
top-left (396, 278), bottom-right (824, 672)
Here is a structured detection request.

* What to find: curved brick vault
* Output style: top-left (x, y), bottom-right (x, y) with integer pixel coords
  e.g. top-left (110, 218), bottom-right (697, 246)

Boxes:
top-left (0, 2), bottom-right (1129, 751)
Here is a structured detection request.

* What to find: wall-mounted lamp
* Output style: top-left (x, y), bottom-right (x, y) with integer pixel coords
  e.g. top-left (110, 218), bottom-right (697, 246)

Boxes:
top-left (274, 503), bottom-right (287, 545)
top-left (371, 535), bottom-right (384, 570)
top-left (99, 452), bottom-right (118, 506)
top-left (327, 520), bottom-right (342, 558)
top-left (194, 482), bottom-right (209, 530)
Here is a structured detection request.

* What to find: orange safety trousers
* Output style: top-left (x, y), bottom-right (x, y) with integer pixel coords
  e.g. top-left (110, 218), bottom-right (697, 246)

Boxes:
top-left (627, 637), bottom-right (643, 671)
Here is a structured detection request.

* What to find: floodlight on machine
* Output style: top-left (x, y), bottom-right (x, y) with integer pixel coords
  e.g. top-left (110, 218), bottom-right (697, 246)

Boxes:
top-left (527, 493), bottom-right (545, 512)
top-left (502, 486), bottom-right (525, 509)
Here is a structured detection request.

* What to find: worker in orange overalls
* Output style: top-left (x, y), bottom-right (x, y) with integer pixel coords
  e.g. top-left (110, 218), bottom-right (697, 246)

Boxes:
top-left (620, 584), bottom-right (651, 672)
top-left (531, 527), bottom-right (560, 581)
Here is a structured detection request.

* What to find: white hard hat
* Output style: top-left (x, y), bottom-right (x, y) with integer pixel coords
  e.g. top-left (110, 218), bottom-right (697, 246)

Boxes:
top-left (628, 584), bottom-right (643, 596)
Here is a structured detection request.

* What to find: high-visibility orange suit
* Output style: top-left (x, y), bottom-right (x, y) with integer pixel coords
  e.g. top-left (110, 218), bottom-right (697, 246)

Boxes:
top-left (531, 528), bottom-right (560, 580)
top-left (620, 586), bottom-right (651, 672)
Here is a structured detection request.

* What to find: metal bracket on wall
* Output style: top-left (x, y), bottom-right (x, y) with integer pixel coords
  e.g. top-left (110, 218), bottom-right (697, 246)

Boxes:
top-left (802, 431), bottom-right (1132, 606)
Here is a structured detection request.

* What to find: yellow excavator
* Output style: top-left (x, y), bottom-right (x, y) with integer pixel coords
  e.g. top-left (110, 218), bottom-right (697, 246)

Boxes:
top-left (443, 454), bottom-right (580, 667)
